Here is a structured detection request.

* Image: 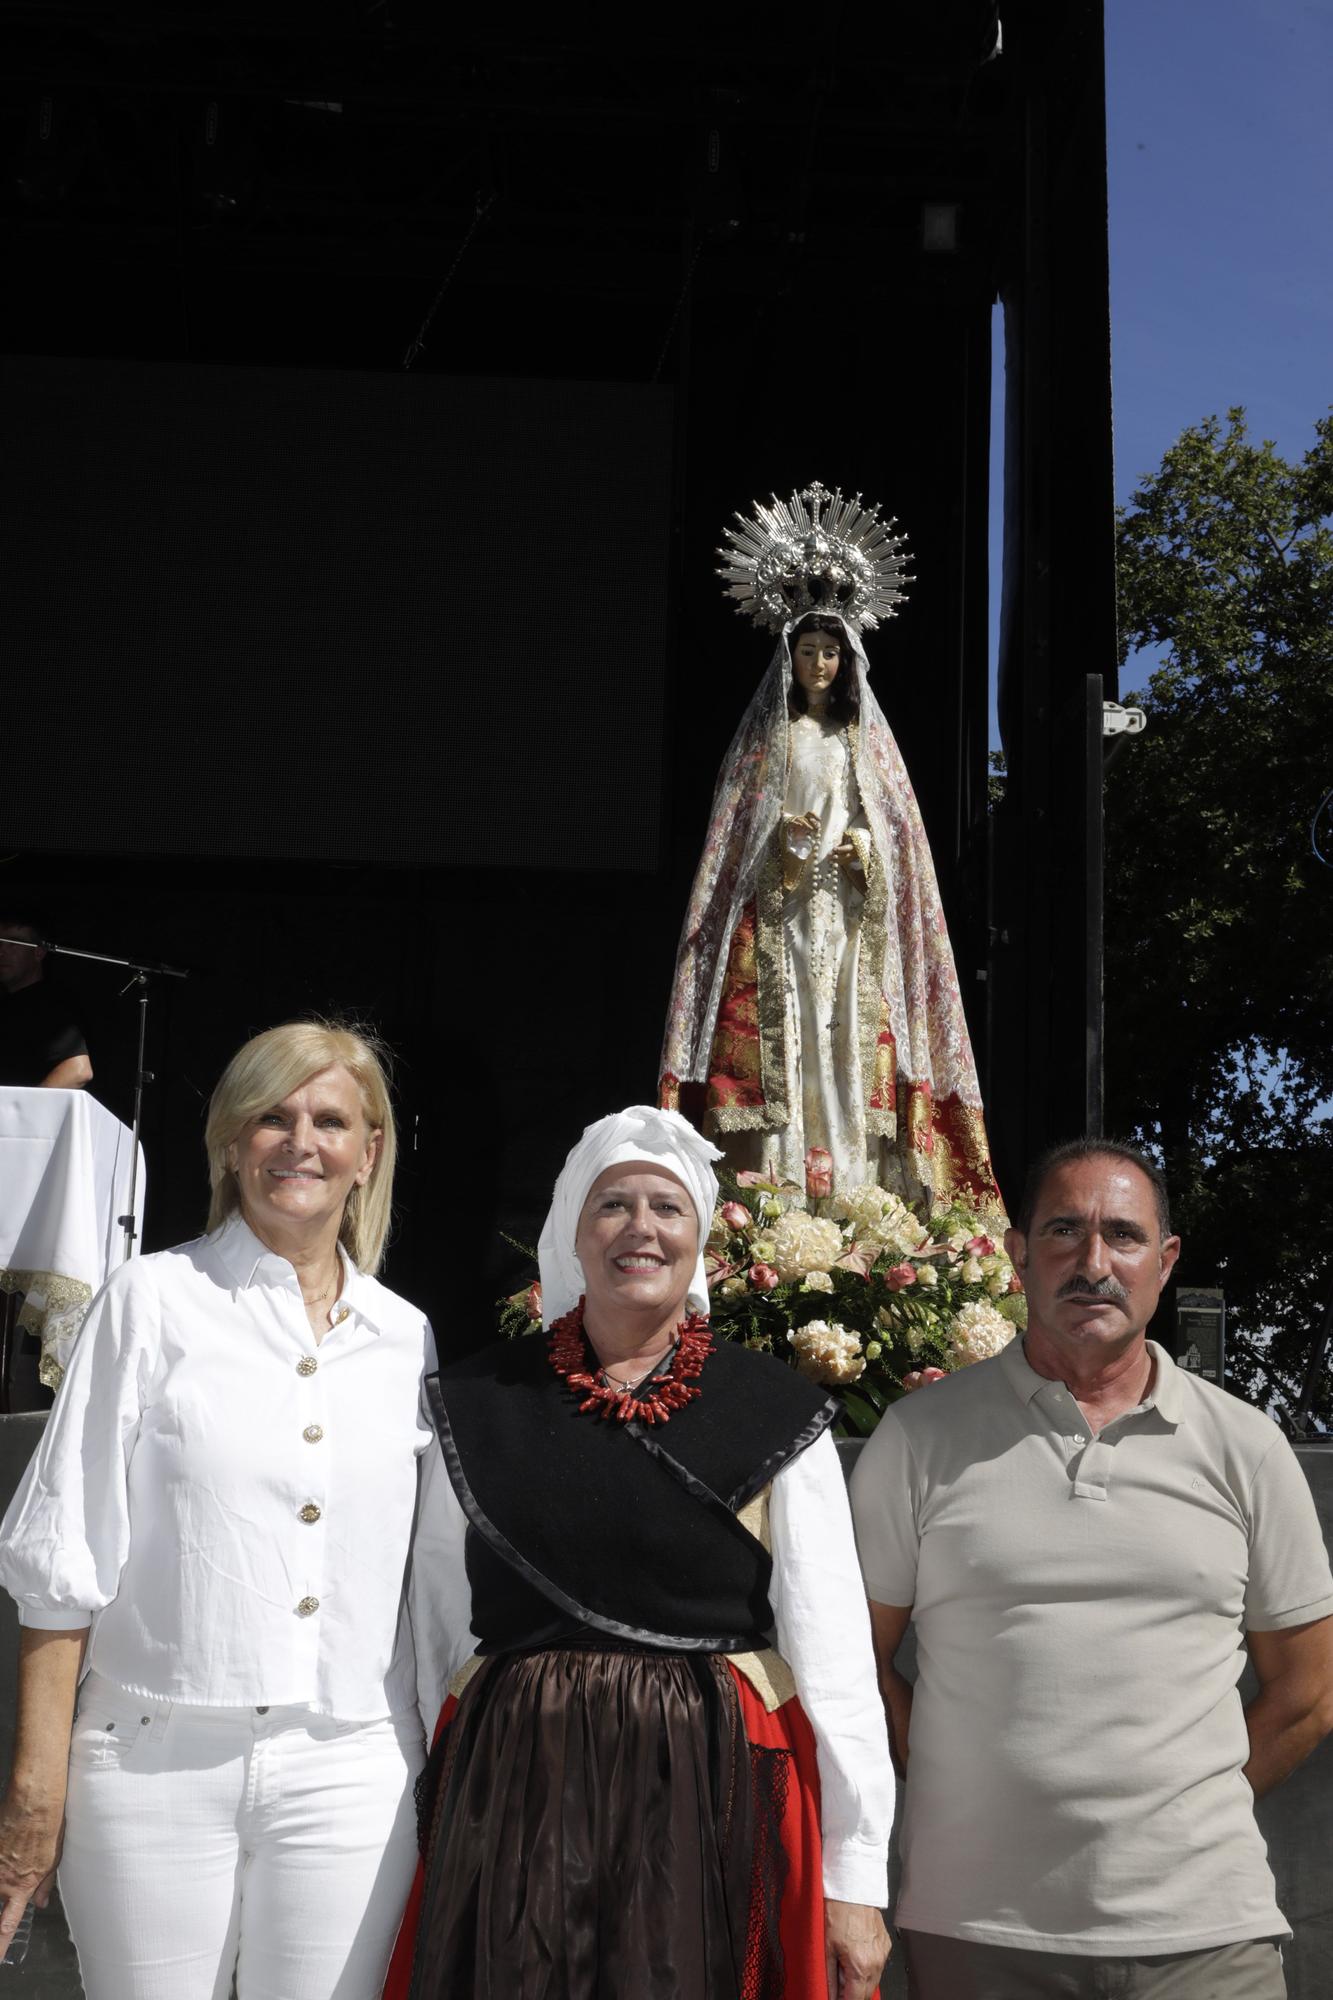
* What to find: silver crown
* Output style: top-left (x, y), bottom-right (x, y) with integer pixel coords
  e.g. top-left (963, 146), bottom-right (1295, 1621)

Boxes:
top-left (718, 480), bottom-right (912, 634)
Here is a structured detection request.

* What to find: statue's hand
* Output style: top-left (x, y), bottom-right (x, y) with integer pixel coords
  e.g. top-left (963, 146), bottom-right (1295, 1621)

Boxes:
top-left (783, 812), bottom-right (821, 862)
top-left (832, 836), bottom-right (864, 879)
top-left (782, 813), bottom-right (820, 889)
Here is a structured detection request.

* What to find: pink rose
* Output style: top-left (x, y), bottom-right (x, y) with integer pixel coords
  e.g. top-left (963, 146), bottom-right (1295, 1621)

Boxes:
top-left (525, 1282), bottom-right (543, 1323)
top-left (967, 1234), bottom-right (997, 1256)
top-left (901, 1366), bottom-right (947, 1394)
top-left (804, 1146), bottom-right (834, 1199)
top-left (721, 1201), bottom-right (752, 1232)
top-left (883, 1261), bottom-right (917, 1291)
top-left (748, 1262), bottom-right (781, 1292)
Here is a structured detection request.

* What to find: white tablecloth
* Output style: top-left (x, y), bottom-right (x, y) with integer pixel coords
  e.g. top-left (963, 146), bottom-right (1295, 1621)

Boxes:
top-left (0, 1088), bottom-right (145, 1388)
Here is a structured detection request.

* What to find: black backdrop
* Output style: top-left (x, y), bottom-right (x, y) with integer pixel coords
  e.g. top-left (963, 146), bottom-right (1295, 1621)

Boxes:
top-left (4, 355), bottom-right (674, 870)
top-left (2, 356), bottom-right (683, 1343)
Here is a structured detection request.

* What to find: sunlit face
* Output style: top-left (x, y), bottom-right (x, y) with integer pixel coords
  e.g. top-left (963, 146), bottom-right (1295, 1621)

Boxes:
top-left (1004, 1156), bottom-right (1180, 1356)
top-left (228, 1064), bottom-right (380, 1244)
top-left (575, 1164), bottom-right (699, 1326)
top-left (791, 628), bottom-right (842, 699)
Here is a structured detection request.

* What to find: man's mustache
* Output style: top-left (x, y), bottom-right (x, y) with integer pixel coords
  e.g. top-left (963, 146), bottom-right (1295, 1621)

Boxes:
top-left (1057, 1276), bottom-right (1130, 1306)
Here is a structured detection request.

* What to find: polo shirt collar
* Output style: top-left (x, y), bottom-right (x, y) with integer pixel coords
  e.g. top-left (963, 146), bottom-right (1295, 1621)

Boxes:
top-left (999, 1331), bottom-right (1183, 1423)
top-left (208, 1212), bottom-right (384, 1332)
top-left (998, 1331), bottom-right (1052, 1407)
top-left (1142, 1340), bottom-right (1184, 1421)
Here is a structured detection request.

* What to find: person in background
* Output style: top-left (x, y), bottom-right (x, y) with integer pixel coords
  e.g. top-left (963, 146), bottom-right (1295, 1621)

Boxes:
top-left (0, 1019), bottom-right (434, 2000)
top-left (852, 1138), bottom-right (1333, 2000)
top-left (0, 917), bottom-right (92, 1089)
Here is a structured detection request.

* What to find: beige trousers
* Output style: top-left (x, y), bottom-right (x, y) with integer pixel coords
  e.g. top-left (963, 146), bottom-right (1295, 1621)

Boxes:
top-left (900, 1930), bottom-right (1286, 2000)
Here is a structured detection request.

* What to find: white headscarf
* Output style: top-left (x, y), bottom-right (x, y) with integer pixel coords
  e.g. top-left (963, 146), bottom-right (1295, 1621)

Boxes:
top-left (537, 1105), bottom-right (723, 1327)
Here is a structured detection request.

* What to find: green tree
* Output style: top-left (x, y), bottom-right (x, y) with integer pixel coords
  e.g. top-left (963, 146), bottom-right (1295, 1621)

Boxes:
top-left (1107, 408), bottom-right (1333, 1421)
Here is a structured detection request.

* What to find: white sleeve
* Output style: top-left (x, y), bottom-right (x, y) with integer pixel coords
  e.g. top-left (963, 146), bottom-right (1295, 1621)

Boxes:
top-left (408, 1427), bottom-right (477, 1738)
top-left (769, 1428), bottom-right (893, 1907)
top-left (0, 1263), bottom-right (154, 1630)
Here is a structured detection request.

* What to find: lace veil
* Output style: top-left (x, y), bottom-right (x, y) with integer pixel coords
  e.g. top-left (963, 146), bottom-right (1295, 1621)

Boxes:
top-left (659, 616), bottom-right (984, 1129)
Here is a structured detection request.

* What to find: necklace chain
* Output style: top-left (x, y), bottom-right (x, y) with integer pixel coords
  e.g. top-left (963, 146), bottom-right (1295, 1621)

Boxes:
top-left (301, 1253), bottom-right (341, 1309)
top-left (601, 1346), bottom-right (674, 1393)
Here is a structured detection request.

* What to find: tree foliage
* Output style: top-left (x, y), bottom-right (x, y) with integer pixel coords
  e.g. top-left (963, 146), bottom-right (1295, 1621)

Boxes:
top-left (1107, 408), bottom-right (1333, 1420)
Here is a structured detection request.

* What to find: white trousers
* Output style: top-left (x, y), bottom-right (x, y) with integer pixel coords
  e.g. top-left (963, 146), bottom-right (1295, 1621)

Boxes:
top-left (59, 1671), bottom-right (424, 2000)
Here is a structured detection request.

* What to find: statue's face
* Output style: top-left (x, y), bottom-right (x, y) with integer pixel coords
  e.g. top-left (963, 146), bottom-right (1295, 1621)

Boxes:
top-left (791, 628), bottom-right (842, 698)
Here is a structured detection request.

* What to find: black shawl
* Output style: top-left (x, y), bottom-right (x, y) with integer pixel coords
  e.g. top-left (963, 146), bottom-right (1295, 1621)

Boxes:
top-left (428, 1333), bottom-right (837, 1653)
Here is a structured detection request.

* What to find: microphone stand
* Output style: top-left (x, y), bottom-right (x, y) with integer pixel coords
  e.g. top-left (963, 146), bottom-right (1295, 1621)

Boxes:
top-left (5, 936), bottom-right (189, 1259)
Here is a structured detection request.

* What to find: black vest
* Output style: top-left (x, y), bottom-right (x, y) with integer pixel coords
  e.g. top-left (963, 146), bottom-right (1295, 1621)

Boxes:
top-left (428, 1334), bottom-right (837, 1654)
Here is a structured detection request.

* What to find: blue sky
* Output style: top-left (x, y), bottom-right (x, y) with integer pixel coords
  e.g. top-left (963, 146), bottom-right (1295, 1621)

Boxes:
top-left (990, 0), bottom-right (1333, 725)
top-left (1106, 0), bottom-right (1333, 499)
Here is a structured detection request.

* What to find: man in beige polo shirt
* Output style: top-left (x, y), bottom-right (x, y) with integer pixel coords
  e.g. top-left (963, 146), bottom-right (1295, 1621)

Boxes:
top-left (850, 1140), bottom-right (1333, 1999)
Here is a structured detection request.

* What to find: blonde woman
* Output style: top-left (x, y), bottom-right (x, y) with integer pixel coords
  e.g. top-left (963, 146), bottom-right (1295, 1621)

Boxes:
top-left (0, 1021), bottom-right (434, 2000)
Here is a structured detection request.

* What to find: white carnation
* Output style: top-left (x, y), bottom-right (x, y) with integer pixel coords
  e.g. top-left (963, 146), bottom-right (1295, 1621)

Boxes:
top-left (788, 1319), bottom-right (866, 1385)
top-left (949, 1300), bottom-right (1016, 1367)
top-left (839, 1184), bottom-right (928, 1257)
top-left (769, 1210), bottom-right (844, 1280)
top-left (841, 1184), bottom-right (895, 1234)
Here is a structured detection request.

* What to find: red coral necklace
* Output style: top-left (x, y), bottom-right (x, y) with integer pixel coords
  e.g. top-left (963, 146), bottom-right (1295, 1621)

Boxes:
top-left (547, 1298), bottom-right (713, 1425)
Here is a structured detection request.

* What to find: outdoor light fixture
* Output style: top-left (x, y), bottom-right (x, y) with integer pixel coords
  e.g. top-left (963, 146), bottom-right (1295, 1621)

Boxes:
top-left (1102, 701), bottom-right (1147, 737)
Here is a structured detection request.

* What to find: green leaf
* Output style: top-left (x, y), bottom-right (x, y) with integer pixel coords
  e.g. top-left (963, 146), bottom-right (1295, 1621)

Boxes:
top-left (839, 1390), bottom-right (882, 1436)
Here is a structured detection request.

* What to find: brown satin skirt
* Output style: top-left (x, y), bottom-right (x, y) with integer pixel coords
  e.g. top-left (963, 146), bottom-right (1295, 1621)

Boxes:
top-left (408, 1646), bottom-right (755, 2000)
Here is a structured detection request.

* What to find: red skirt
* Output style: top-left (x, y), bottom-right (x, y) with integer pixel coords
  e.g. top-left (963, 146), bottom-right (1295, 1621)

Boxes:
top-left (383, 1658), bottom-right (853, 2000)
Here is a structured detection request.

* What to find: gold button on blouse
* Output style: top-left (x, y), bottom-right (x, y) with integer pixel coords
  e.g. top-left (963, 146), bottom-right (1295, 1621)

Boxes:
top-left (296, 1356), bottom-right (318, 1377)
top-left (296, 1596), bottom-right (319, 1617)
top-left (302, 1424), bottom-right (324, 1444)
top-left (298, 1503), bottom-right (322, 1524)
top-left (333, 1304), bottom-right (350, 1324)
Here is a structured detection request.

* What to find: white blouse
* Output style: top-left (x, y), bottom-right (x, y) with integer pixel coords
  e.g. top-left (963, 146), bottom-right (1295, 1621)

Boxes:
top-left (409, 1423), bottom-right (893, 1907)
top-left (0, 1215), bottom-right (435, 1721)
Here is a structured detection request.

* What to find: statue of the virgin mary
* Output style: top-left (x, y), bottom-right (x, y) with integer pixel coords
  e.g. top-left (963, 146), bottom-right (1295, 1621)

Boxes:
top-left (659, 482), bottom-right (1001, 1212)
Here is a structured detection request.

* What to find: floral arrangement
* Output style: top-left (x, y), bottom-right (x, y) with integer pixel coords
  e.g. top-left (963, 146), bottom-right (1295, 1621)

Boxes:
top-left (698, 1164), bottom-right (1025, 1432)
top-left (498, 1156), bottom-right (1025, 1436)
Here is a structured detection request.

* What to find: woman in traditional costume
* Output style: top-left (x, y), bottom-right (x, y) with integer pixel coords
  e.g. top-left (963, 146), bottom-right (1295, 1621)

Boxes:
top-left (660, 482), bottom-right (999, 1210)
top-left (390, 1104), bottom-right (892, 2000)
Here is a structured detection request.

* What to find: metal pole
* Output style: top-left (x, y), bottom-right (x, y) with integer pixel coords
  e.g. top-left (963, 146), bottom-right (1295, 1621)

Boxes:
top-left (118, 972), bottom-right (152, 1260)
top-left (1085, 672), bottom-right (1104, 1136)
